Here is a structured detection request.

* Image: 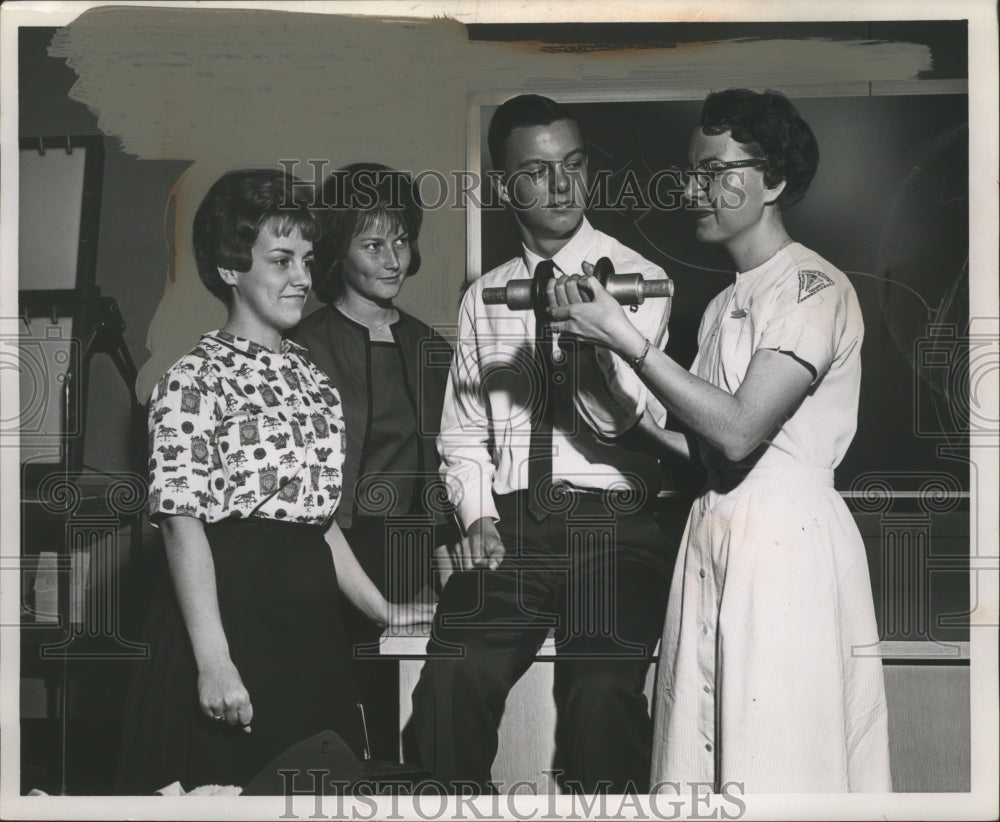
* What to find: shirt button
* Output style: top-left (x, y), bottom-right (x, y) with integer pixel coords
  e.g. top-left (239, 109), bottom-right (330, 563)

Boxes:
top-left (703, 684), bottom-right (711, 693)
top-left (702, 626), bottom-right (709, 636)
top-left (699, 569), bottom-right (706, 578)
top-left (705, 743), bottom-right (713, 752)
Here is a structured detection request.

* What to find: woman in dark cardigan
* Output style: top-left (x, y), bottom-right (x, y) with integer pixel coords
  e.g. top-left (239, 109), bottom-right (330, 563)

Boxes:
top-left (292, 162), bottom-right (455, 760)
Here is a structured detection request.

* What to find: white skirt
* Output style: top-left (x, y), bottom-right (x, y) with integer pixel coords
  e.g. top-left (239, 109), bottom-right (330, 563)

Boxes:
top-left (650, 461), bottom-right (892, 794)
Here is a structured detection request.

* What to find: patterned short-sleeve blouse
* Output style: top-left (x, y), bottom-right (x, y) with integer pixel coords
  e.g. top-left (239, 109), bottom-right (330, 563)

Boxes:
top-left (147, 330), bottom-right (345, 525)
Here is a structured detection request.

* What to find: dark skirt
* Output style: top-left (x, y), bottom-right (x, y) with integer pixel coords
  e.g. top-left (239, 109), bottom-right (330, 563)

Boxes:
top-left (116, 518), bottom-right (362, 794)
top-left (339, 516), bottom-right (435, 761)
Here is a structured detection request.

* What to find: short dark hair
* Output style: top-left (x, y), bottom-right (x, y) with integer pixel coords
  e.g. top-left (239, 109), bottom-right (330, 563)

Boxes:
top-left (487, 94), bottom-right (579, 170)
top-left (700, 88), bottom-right (819, 210)
top-left (192, 169), bottom-right (320, 305)
top-left (312, 163), bottom-right (424, 305)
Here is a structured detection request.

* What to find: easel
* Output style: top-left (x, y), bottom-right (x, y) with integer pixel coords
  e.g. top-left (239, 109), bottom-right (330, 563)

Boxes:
top-left (18, 136), bottom-right (147, 795)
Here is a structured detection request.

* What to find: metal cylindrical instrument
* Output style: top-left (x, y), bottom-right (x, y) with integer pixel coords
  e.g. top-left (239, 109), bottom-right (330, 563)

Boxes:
top-left (481, 256), bottom-right (673, 309)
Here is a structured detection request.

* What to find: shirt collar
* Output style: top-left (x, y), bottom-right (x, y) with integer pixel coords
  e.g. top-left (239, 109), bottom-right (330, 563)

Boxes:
top-left (521, 216), bottom-right (597, 278)
top-left (207, 329), bottom-right (306, 357)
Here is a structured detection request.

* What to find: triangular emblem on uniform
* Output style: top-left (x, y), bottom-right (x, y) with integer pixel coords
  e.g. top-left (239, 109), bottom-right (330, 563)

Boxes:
top-left (797, 269), bottom-right (834, 303)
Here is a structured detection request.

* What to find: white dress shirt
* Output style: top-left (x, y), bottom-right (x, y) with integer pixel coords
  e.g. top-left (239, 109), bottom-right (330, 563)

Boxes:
top-left (439, 218), bottom-right (671, 530)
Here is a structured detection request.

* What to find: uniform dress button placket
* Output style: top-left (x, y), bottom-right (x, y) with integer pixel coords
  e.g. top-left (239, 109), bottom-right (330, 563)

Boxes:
top-left (695, 535), bottom-right (717, 779)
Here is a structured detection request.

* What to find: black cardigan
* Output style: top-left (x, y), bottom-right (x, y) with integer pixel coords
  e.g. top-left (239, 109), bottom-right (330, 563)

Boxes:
top-left (291, 305), bottom-right (452, 529)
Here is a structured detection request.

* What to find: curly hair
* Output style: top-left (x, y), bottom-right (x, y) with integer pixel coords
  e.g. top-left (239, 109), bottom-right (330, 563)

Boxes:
top-left (700, 89), bottom-right (819, 210)
top-left (192, 169), bottom-right (321, 305)
top-left (311, 163), bottom-right (423, 305)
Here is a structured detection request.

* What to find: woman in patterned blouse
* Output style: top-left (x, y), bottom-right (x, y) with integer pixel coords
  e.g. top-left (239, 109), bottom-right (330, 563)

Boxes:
top-left (117, 169), bottom-right (434, 793)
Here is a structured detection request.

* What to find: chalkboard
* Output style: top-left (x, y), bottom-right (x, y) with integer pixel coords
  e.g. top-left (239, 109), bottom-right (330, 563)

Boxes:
top-left (480, 94), bottom-right (970, 496)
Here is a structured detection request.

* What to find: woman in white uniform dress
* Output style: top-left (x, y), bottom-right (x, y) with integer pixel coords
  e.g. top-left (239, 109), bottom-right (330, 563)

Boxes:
top-left (547, 89), bottom-right (892, 793)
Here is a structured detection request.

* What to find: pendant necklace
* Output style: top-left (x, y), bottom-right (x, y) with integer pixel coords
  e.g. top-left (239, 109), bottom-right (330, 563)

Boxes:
top-left (335, 300), bottom-right (397, 332)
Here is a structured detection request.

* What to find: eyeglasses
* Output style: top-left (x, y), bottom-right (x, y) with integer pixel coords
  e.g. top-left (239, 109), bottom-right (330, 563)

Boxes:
top-left (672, 159), bottom-right (768, 188)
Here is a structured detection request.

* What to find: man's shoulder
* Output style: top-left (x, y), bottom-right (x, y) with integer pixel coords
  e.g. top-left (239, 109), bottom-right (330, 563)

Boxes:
top-left (592, 229), bottom-right (666, 279)
top-left (479, 255), bottom-right (524, 288)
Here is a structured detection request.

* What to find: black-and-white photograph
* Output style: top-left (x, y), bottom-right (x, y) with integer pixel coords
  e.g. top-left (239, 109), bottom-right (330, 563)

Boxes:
top-left (1, 2), bottom-right (996, 820)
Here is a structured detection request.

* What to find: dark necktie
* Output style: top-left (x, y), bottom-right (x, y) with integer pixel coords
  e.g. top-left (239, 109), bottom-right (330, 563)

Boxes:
top-left (527, 259), bottom-right (556, 522)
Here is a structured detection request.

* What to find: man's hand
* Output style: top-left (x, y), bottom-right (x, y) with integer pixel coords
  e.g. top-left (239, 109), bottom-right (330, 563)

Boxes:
top-left (454, 517), bottom-right (506, 571)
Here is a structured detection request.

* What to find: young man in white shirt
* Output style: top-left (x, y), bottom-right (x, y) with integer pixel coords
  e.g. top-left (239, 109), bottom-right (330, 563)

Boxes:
top-left (409, 94), bottom-right (674, 795)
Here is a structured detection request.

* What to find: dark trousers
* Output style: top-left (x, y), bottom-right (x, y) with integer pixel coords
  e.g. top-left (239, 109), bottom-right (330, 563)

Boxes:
top-left (407, 491), bottom-right (673, 794)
